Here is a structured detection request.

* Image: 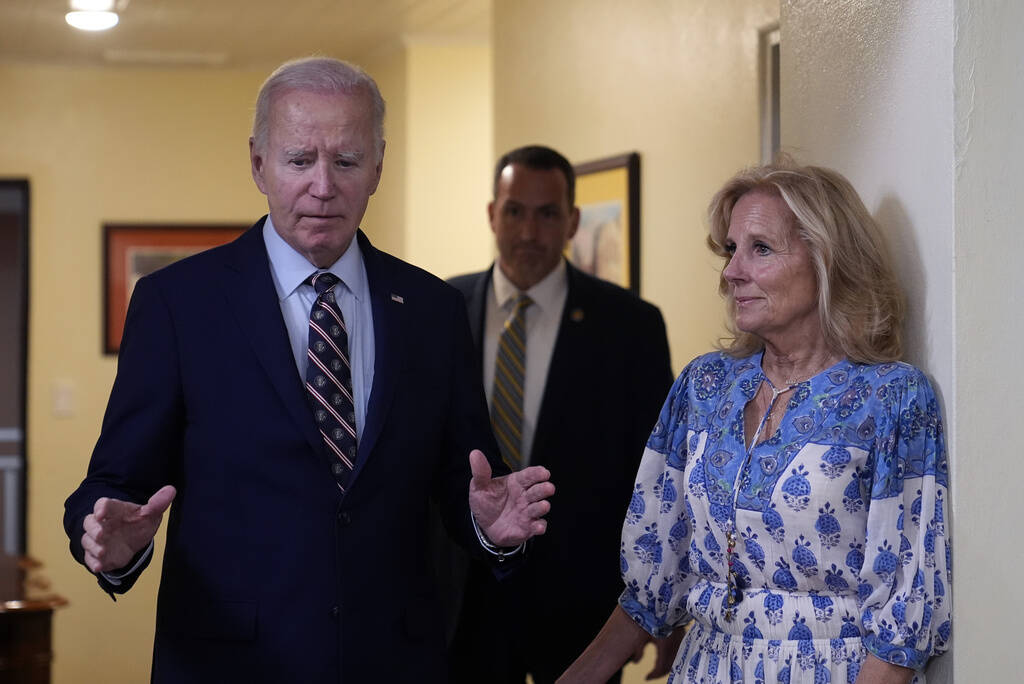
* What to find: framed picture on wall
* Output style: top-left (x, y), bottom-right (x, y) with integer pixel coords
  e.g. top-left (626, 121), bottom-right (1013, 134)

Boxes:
top-left (103, 223), bottom-right (248, 354)
top-left (569, 152), bottom-right (640, 294)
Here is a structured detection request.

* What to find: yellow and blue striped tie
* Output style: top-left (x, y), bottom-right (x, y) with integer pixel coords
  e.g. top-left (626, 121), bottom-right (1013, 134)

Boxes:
top-left (491, 294), bottom-right (532, 470)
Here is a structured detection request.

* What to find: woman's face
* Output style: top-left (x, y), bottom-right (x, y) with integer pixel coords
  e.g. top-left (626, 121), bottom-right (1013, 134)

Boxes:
top-left (722, 190), bottom-right (821, 348)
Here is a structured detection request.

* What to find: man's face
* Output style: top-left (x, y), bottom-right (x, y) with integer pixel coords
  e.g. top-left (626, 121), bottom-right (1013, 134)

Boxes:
top-left (489, 164), bottom-right (579, 291)
top-left (250, 88), bottom-right (383, 268)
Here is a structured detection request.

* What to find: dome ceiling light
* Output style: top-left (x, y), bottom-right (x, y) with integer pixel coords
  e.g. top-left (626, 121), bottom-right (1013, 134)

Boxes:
top-left (65, 0), bottom-right (120, 32)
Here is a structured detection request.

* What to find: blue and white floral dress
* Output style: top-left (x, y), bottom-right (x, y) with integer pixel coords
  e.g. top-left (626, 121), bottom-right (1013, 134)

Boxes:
top-left (620, 352), bottom-right (951, 683)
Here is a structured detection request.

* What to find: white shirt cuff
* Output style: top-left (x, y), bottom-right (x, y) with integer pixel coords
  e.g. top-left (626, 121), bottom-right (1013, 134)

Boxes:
top-left (100, 540), bottom-right (154, 585)
top-left (471, 513), bottom-right (525, 559)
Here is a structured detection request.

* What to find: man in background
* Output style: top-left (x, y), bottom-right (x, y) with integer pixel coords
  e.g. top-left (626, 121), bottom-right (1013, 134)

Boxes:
top-left (64, 58), bottom-right (554, 683)
top-left (444, 145), bottom-right (675, 683)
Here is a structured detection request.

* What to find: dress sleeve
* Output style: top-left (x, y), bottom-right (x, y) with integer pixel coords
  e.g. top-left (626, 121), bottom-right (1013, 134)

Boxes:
top-left (618, 362), bottom-right (697, 638)
top-left (859, 367), bottom-right (952, 669)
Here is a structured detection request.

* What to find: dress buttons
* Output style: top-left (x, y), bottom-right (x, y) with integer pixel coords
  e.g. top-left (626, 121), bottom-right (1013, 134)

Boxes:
top-left (330, 606), bottom-right (339, 619)
top-left (337, 510), bottom-right (351, 526)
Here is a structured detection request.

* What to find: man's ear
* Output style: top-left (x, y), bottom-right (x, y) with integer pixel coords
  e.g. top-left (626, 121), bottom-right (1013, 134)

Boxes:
top-left (369, 140), bottom-right (386, 196)
top-left (250, 137), bottom-right (267, 194)
top-left (487, 201), bottom-right (497, 233)
top-left (567, 206), bottom-right (581, 240)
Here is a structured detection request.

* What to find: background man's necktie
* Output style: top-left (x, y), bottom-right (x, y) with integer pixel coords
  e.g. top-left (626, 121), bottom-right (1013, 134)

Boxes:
top-left (491, 293), bottom-right (532, 470)
top-left (305, 272), bottom-right (357, 491)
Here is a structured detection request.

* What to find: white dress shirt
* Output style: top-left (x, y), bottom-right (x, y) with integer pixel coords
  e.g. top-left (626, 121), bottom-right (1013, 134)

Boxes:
top-left (483, 259), bottom-right (568, 466)
top-left (262, 216), bottom-right (375, 440)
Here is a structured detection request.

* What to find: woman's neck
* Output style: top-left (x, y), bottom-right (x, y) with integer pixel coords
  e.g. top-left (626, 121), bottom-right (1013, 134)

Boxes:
top-left (761, 340), bottom-right (840, 388)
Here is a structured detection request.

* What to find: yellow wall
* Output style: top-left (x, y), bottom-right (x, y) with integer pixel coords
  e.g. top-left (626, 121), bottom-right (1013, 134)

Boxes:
top-left (404, 39), bottom-right (494, 279)
top-left (362, 39), bottom-right (494, 278)
top-left (492, 0), bottom-right (779, 371)
top-left (361, 45), bottom-right (408, 257)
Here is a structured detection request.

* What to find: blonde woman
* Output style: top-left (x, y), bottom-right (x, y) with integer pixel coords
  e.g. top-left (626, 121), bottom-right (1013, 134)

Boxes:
top-left (561, 161), bottom-right (950, 684)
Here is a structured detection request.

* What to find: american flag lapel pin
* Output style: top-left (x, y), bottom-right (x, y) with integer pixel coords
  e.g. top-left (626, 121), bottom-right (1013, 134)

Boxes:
top-left (390, 293), bottom-right (404, 304)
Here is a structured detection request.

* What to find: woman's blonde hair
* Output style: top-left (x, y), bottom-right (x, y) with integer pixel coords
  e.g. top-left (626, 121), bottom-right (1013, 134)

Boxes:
top-left (706, 159), bottom-right (904, 363)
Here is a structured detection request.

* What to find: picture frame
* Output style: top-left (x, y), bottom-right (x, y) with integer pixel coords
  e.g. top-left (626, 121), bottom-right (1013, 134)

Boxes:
top-left (569, 152), bottom-right (640, 294)
top-left (103, 223), bottom-right (248, 354)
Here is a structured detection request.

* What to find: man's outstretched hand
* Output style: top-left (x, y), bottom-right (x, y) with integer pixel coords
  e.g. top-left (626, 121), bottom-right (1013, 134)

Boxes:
top-left (467, 449), bottom-right (554, 547)
top-left (81, 485), bottom-right (176, 574)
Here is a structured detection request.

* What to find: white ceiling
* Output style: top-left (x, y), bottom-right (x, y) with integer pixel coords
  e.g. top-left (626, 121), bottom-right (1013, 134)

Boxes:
top-left (0, 0), bottom-right (491, 68)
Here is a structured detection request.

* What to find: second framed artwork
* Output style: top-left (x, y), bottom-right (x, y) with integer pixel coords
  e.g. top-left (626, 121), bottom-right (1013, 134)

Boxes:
top-left (569, 152), bottom-right (640, 294)
top-left (103, 223), bottom-right (248, 354)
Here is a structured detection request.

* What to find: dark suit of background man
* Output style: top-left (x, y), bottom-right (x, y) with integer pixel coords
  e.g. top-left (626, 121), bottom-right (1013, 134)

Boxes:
top-left (63, 58), bottom-right (555, 684)
top-left (445, 145), bottom-right (674, 683)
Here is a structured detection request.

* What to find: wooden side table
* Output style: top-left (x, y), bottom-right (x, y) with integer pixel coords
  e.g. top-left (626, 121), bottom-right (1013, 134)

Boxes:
top-left (0, 556), bottom-right (68, 684)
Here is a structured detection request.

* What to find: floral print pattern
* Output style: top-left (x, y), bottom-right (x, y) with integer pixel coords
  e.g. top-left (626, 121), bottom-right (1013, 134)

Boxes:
top-left (620, 352), bottom-right (951, 683)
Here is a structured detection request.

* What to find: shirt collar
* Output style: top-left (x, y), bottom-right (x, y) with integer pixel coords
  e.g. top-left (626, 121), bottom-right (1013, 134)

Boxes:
top-left (491, 258), bottom-right (568, 313)
top-left (263, 215), bottom-right (367, 301)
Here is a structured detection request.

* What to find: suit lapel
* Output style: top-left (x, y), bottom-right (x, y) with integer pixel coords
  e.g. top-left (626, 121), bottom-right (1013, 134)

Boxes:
top-left (531, 263), bottom-right (591, 460)
top-left (349, 231), bottom-right (404, 482)
top-left (464, 269), bottom-right (491, 370)
top-left (220, 220), bottom-right (325, 457)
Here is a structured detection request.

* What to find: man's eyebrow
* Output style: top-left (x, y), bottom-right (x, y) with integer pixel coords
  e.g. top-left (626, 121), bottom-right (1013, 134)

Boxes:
top-left (336, 150), bottom-right (366, 161)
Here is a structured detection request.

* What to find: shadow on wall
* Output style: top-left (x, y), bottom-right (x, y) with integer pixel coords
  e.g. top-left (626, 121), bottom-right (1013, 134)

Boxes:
top-left (874, 194), bottom-right (926, 360)
top-left (874, 193), bottom-right (937, 403)
top-left (874, 194), bottom-right (953, 684)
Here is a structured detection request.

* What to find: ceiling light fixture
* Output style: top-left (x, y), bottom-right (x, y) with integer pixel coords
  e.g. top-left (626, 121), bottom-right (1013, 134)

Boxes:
top-left (65, 12), bottom-right (119, 31)
top-left (66, 0), bottom-right (119, 32)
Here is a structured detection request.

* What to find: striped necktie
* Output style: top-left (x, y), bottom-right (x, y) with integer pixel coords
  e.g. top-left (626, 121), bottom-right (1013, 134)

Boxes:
top-left (305, 272), bottom-right (356, 491)
top-left (491, 293), bottom-right (532, 470)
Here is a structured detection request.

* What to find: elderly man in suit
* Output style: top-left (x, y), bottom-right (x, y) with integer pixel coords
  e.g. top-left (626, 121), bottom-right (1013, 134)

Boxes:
top-left (63, 58), bottom-right (554, 683)
top-left (444, 145), bottom-right (676, 683)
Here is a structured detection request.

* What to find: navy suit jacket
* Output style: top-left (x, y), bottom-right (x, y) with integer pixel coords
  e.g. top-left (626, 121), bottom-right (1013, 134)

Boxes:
top-left (445, 262), bottom-right (673, 681)
top-left (65, 218), bottom-right (507, 683)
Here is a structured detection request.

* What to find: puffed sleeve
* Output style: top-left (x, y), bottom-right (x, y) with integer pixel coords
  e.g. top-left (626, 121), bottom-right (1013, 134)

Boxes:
top-left (618, 361), bottom-right (698, 638)
top-left (858, 366), bottom-right (952, 669)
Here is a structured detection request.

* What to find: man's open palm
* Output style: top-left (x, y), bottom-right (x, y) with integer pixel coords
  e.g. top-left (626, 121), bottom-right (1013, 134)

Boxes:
top-left (467, 449), bottom-right (554, 547)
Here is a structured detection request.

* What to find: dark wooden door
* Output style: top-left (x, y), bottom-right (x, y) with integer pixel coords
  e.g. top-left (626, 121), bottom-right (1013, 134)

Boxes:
top-left (0, 181), bottom-right (28, 556)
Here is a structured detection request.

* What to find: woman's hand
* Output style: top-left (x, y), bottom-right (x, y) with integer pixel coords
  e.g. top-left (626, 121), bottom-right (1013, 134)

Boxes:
top-left (558, 605), bottom-right (652, 683)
